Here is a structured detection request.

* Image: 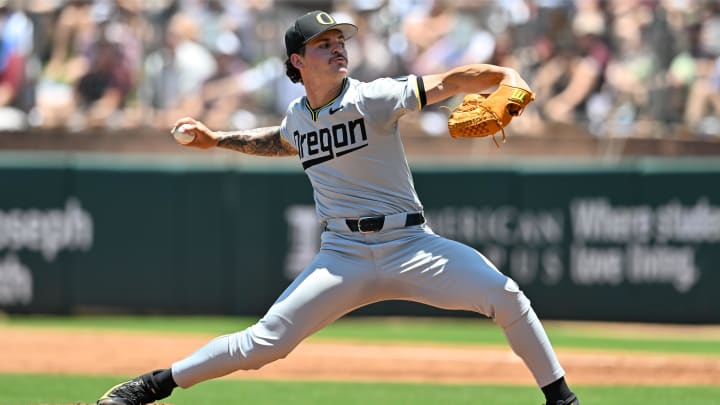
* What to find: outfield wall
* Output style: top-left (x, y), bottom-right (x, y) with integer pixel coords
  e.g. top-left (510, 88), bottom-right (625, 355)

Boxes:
top-left (1, 153), bottom-right (719, 323)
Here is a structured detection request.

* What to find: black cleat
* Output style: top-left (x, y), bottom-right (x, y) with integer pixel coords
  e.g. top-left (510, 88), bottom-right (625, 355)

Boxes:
top-left (97, 370), bottom-right (170, 405)
top-left (546, 394), bottom-right (580, 405)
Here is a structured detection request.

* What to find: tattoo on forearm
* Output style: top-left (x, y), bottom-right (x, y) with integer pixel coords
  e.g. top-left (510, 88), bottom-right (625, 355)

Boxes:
top-left (216, 126), bottom-right (297, 157)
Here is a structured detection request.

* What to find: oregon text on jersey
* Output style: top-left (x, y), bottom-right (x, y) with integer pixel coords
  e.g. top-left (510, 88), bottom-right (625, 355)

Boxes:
top-left (293, 117), bottom-right (368, 169)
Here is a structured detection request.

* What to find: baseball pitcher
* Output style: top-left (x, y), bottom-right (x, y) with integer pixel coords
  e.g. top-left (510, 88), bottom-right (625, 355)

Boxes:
top-left (97, 10), bottom-right (578, 405)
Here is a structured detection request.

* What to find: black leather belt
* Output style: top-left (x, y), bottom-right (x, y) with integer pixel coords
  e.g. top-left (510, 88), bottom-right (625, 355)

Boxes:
top-left (346, 212), bottom-right (425, 233)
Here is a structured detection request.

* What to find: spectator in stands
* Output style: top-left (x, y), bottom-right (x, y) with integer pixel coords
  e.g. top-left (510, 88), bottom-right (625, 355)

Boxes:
top-left (0, 34), bottom-right (27, 130)
top-left (43, 0), bottom-right (96, 81)
top-left (684, 3), bottom-right (720, 136)
top-left (541, 0), bottom-right (610, 125)
top-left (199, 29), bottom-right (251, 129)
top-left (401, 0), bottom-right (486, 76)
top-left (0, 0), bottom-right (33, 129)
top-left (602, 3), bottom-right (658, 136)
top-left (0, 0), bottom-right (716, 139)
top-left (140, 12), bottom-right (217, 129)
top-left (73, 37), bottom-right (132, 129)
top-left (33, 0), bottom-right (95, 128)
top-left (98, 0), bottom-right (158, 128)
top-left (337, 3), bottom-right (403, 82)
top-left (24, 0), bottom-right (57, 64)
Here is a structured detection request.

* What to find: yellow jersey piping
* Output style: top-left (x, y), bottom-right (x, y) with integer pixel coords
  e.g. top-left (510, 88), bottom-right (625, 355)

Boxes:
top-left (304, 77), bottom-right (349, 121)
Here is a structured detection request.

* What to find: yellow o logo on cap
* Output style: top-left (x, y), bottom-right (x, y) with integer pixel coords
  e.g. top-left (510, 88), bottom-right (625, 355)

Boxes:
top-left (316, 12), bottom-right (335, 25)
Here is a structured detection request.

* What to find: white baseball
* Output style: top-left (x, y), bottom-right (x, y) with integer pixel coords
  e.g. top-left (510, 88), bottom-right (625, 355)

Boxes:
top-left (173, 124), bottom-right (196, 145)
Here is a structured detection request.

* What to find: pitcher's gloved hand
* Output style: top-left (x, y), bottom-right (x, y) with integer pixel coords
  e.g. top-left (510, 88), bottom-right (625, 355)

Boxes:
top-left (447, 84), bottom-right (535, 147)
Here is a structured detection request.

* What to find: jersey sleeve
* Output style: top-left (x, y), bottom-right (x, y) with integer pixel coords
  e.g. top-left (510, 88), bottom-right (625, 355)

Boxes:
top-left (279, 115), bottom-right (292, 145)
top-left (279, 97), bottom-right (303, 146)
top-left (357, 75), bottom-right (427, 126)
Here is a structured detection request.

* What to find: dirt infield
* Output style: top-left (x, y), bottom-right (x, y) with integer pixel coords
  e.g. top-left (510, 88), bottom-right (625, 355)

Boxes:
top-left (2, 325), bottom-right (720, 386)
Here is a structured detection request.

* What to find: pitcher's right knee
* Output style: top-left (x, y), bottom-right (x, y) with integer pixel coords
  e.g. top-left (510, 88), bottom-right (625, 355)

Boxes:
top-left (239, 313), bottom-right (301, 368)
top-left (171, 313), bottom-right (302, 388)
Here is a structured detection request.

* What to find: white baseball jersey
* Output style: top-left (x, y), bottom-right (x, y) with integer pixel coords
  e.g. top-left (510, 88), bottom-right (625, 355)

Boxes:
top-left (279, 76), bottom-right (425, 222)
top-left (171, 75), bottom-right (567, 393)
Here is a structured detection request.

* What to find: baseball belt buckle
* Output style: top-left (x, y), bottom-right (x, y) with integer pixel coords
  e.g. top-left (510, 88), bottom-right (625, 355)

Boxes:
top-left (357, 215), bottom-right (384, 233)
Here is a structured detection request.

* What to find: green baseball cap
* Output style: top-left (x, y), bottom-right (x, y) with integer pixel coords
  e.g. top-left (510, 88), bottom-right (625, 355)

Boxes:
top-left (284, 10), bottom-right (358, 57)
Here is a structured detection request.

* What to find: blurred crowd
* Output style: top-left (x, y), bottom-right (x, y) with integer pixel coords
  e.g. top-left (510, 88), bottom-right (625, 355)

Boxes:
top-left (0, 0), bottom-right (718, 138)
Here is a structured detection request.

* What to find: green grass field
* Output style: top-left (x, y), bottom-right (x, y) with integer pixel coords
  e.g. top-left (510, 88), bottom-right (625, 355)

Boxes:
top-left (1, 315), bottom-right (719, 405)
top-left (1, 374), bottom-right (719, 405)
